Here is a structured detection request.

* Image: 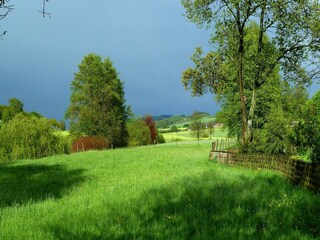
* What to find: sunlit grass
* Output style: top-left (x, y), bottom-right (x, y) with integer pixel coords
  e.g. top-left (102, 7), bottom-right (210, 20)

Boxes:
top-left (0, 143), bottom-right (319, 239)
top-left (163, 128), bottom-right (228, 142)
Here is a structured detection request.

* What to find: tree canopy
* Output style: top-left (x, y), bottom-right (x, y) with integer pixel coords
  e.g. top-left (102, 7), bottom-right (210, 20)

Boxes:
top-left (65, 53), bottom-right (128, 148)
top-left (181, 0), bottom-right (320, 145)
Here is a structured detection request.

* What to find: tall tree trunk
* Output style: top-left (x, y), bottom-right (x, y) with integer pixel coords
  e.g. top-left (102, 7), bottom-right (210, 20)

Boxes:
top-left (238, 33), bottom-right (247, 145)
top-left (247, 0), bottom-right (266, 143)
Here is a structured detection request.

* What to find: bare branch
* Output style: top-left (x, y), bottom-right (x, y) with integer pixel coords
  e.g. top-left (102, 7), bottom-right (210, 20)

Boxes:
top-left (39, 0), bottom-right (50, 18)
top-left (0, 3), bottom-right (14, 20)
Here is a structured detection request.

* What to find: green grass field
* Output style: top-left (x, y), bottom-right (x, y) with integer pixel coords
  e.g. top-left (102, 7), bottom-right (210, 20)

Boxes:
top-left (163, 128), bottom-right (228, 143)
top-left (0, 143), bottom-right (319, 239)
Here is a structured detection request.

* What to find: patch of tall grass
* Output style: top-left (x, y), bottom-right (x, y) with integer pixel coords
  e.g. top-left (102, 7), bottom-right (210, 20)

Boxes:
top-left (0, 143), bottom-right (319, 239)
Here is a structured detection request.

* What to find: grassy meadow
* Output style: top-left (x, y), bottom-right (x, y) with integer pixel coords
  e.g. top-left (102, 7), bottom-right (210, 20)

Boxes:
top-left (162, 127), bottom-right (228, 143)
top-left (0, 143), bottom-right (319, 239)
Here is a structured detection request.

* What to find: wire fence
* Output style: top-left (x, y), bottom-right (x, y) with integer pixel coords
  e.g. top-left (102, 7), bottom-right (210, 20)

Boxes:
top-left (209, 142), bottom-right (320, 193)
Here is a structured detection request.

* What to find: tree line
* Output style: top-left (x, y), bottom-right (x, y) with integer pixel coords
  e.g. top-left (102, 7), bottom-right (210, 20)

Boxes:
top-left (0, 53), bottom-right (164, 161)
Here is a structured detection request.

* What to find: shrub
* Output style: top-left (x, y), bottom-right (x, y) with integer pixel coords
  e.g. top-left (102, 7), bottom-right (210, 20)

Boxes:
top-left (170, 125), bottom-right (179, 132)
top-left (290, 93), bottom-right (320, 164)
top-left (127, 119), bottom-right (151, 147)
top-left (156, 134), bottom-right (166, 144)
top-left (0, 114), bottom-right (70, 160)
top-left (72, 136), bottom-right (110, 153)
top-left (202, 131), bottom-right (209, 138)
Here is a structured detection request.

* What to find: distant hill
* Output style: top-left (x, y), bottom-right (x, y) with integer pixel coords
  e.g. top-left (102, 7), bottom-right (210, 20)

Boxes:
top-left (152, 115), bottom-right (173, 121)
top-left (155, 113), bottom-right (216, 129)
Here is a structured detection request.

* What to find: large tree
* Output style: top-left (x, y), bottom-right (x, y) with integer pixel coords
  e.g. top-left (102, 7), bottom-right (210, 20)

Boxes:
top-left (181, 0), bottom-right (320, 145)
top-left (65, 54), bottom-right (128, 148)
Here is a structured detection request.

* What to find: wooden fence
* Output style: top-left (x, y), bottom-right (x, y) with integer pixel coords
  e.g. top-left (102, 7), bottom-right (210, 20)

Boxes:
top-left (209, 143), bottom-right (320, 193)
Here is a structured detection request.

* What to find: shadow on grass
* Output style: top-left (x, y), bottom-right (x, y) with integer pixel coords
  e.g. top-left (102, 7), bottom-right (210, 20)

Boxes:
top-left (49, 165), bottom-right (320, 240)
top-left (0, 163), bottom-right (86, 208)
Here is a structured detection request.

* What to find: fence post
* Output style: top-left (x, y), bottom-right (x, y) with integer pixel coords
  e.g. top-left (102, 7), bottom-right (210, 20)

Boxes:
top-left (212, 142), bottom-right (216, 151)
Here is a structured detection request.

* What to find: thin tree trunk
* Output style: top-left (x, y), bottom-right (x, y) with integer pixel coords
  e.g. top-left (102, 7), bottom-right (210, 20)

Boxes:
top-left (238, 32), bottom-right (247, 145)
top-left (247, 88), bottom-right (256, 142)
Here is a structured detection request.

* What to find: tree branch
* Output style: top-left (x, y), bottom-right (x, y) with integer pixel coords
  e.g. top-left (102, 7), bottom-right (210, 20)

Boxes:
top-left (39, 0), bottom-right (50, 18)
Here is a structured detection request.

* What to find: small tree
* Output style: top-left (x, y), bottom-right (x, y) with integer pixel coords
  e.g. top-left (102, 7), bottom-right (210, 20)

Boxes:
top-left (156, 134), bottom-right (166, 144)
top-left (127, 119), bottom-right (151, 147)
top-left (207, 121), bottom-right (215, 140)
top-left (143, 115), bottom-right (157, 144)
top-left (170, 125), bottom-right (179, 133)
top-left (190, 112), bottom-right (204, 146)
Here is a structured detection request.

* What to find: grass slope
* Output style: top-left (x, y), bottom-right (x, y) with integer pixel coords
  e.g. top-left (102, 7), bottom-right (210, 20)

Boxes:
top-left (156, 113), bottom-right (215, 129)
top-left (163, 128), bottom-right (228, 143)
top-left (0, 143), bottom-right (319, 239)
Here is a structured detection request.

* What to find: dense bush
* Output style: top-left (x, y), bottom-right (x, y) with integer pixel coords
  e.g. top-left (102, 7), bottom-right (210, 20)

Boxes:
top-left (156, 134), bottom-right (166, 144)
top-left (127, 119), bottom-right (151, 147)
top-left (72, 136), bottom-right (110, 152)
top-left (0, 114), bottom-right (70, 161)
top-left (290, 91), bottom-right (320, 164)
top-left (202, 132), bottom-right (209, 138)
top-left (170, 125), bottom-right (179, 132)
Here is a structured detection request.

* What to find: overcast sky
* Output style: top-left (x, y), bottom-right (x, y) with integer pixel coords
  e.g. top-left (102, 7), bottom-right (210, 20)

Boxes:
top-left (0, 1), bottom-right (319, 120)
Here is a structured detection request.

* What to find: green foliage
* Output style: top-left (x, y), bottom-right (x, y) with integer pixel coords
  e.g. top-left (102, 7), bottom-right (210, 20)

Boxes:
top-left (281, 83), bottom-right (309, 122)
top-left (263, 107), bottom-right (291, 154)
top-left (59, 120), bottom-right (66, 131)
top-left (1, 107), bottom-right (11, 125)
top-left (190, 112), bottom-right (205, 145)
top-left (206, 121), bottom-right (214, 139)
top-left (127, 119), bottom-right (151, 147)
top-left (1, 98), bottom-right (24, 124)
top-left (0, 114), bottom-right (70, 161)
top-left (181, 0), bottom-right (319, 144)
top-left (28, 111), bottom-right (43, 118)
top-left (290, 90), bottom-right (320, 164)
top-left (170, 125), bottom-right (179, 132)
top-left (8, 98), bottom-right (23, 116)
top-left (156, 134), bottom-right (166, 144)
top-left (201, 131), bottom-right (208, 139)
top-left (0, 105), bottom-right (5, 121)
top-left (65, 53), bottom-right (128, 147)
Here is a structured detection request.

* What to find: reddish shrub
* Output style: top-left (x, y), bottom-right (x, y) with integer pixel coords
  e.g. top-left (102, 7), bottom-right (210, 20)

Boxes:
top-left (72, 136), bottom-right (110, 153)
top-left (143, 115), bottom-right (158, 144)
